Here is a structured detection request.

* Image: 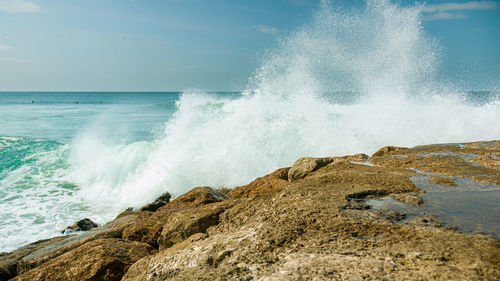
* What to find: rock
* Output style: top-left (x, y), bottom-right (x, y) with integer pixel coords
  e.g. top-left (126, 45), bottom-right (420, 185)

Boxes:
top-left (6, 141), bottom-right (500, 281)
top-left (121, 228), bottom-right (252, 281)
top-left (166, 186), bottom-right (229, 210)
top-left (12, 239), bottom-right (154, 281)
top-left (288, 157), bottom-right (333, 181)
top-left (407, 216), bottom-right (444, 228)
top-left (0, 237), bottom-right (67, 280)
top-left (372, 146), bottom-right (408, 157)
top-left (157, 202), bottom-right (232, 250)
top-left (334, 153), bottom-right (370, 164)
top-left (230, 167), bottom-right (290, 198)
top-left (339, 209), bottom-right (407, 224)
top-left (14, 211), bottom-right (149, 275)
top-left (62, 218), bottom-right (98, 234)
top-left (287, 154), bottom-right (371, 182)
top-left (390, 193), bottom-right (425, 206)
top-left (138, 191), bottom-right (172, 212)
top-left (122, 187), bottom-right (229, 248)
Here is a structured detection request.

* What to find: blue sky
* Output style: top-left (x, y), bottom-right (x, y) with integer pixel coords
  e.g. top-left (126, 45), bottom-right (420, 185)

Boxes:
top-left (0, 0), bottom-right (498, 91)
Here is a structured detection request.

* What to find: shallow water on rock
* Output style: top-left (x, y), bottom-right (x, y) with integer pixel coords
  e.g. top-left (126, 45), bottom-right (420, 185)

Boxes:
top-left (367, 176), bottom-right (500, 238)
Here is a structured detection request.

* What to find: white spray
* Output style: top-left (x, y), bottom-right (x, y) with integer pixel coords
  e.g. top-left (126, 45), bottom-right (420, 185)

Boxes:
top-left (70, 0), bottom-right (499, 215)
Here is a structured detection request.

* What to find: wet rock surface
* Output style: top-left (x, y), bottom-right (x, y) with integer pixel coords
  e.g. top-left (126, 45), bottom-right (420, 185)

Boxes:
top-left (0, 210), bottom-right (149, 280)
top-left (138, 191), bottom-right (171, 212)
top-left (12, 239), bottom-right (153, 281)
top-left (390, 192), bottom-right (424, 206)
top-left (2, 140), bottom-right (500, 280)
top-left (62, 218), bottom-right (99, 234)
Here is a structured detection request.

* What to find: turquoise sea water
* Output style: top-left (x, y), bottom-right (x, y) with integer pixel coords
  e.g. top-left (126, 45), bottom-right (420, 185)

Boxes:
top-left (0, 92), bottom-right (176, 250)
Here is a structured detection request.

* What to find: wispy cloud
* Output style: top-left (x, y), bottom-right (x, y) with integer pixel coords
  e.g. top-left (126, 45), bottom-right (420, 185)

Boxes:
top-left (0, 57), bottom-right (39, 64)
top-left (422, 1), bottom-right (499, 13)
top-left (422, 1), bottom-right (499, 21)
top-left (252, 25), bottom-right (279, 35)
top-left (0, 0), bottom-right (40, 14)
top-left (422, 12), bottom-right (467, 21)
top-left (0, 44), bottom-right (13, 51)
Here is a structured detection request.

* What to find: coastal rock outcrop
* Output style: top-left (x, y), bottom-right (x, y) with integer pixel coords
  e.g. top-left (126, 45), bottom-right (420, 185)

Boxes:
top-left (372, 145), bottom-right (408, 157)
top-left (0, 210), bottom-right (149, 280)
top-left (3, 141), bottom-right (500, 280)
top-left (287, 157), bottom-right (333, 181)
top-left (157, 201), bottom-right (232, 250)
top-left (122, 187), bottom-right (229, 248)
top-left (229, 167), bottom-right (289, 198)
top-left (12, 239), bottom-right (153, 281)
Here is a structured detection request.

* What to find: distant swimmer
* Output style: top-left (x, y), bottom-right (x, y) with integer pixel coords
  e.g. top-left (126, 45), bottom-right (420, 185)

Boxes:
top-left (32, 100), bottom-right (34, 103)
top-left (74, 101), bottom-right (79, 104)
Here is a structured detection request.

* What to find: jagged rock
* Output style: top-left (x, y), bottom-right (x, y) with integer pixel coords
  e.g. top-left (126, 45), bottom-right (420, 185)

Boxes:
top-left (287, 154), bottom-right (371, 182)
top-left (13, 211), bottom-right (149, 276)
top-left (288, 157), bottom-right (333, 181)
top-left (6, 142), bottom-right (500, 281)
top-left (157, 202), bottom-right (232, 250)
top-left (62, 218), bottom-right (98, 234)
top-left (138, 191), bottom-right (172, 212)
top-left (12, 239), bottom-right (154, 281)
top-left (230, 167), bottom-right (290, 198)
top-left (0, 237), bottom-right (67, 280)
top-left (372, 145), bottom-right (408, 157)
top-left (166, 186), bottom-right (229, 209)
top-left (122, 187), bottom-right (229, 248)
top-left (334, 153), bottom-right (370, 164)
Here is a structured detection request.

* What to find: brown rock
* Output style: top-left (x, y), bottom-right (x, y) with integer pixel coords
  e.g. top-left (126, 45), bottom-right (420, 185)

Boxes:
top-left (339, 208), bottom-right (406, 224)
top-left (12, 239), bottom-right (154, 281)
top-left (407, 216), bottom-right (444, 228)
top-left (122, 145), bottom-right (500, 280)
top-left (0, 237), bottom-right (67, 281)
top-left (8, 141), bottom-right (500, 281)
top-left (230, 167), bottom-right (290, 198)
top-left (372, 145), bottom-right (408, 157)
top-left (157, 201), bottom-right (233, 250)
top-left (15, 210), bottom-right (149, 275)
top-left (429, 175), bottom-right (457, 186)
top-left (390, 192), bottom-right (425, 206)
top-left (165, 186), bottom-right (229, 210)
top-left (122, 187), bottom-right (229, 248)
top-left (288, 157), bottom-right (333, 181)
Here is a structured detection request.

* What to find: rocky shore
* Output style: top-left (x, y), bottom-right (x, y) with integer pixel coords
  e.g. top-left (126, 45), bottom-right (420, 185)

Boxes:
top-left (1, 141), bottom-right (499, 280)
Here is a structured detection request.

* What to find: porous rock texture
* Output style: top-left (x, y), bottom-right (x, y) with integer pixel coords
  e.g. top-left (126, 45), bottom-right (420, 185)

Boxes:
top-left (2, 140), bottom-right (499, 281)
top-left (11, 239), bottom-right (153, 281)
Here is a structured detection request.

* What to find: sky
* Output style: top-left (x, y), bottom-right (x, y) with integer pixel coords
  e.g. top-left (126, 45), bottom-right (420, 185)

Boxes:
top-left (0, 0), bottom-right (498, 91)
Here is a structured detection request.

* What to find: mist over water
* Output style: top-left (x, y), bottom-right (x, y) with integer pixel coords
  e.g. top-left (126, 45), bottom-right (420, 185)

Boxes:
top-left (1, 0), bottom-right (499, 251)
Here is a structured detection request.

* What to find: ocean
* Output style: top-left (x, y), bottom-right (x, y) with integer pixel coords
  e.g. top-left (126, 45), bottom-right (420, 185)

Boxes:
top-left (1, 0), bottom-right (499, 252)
